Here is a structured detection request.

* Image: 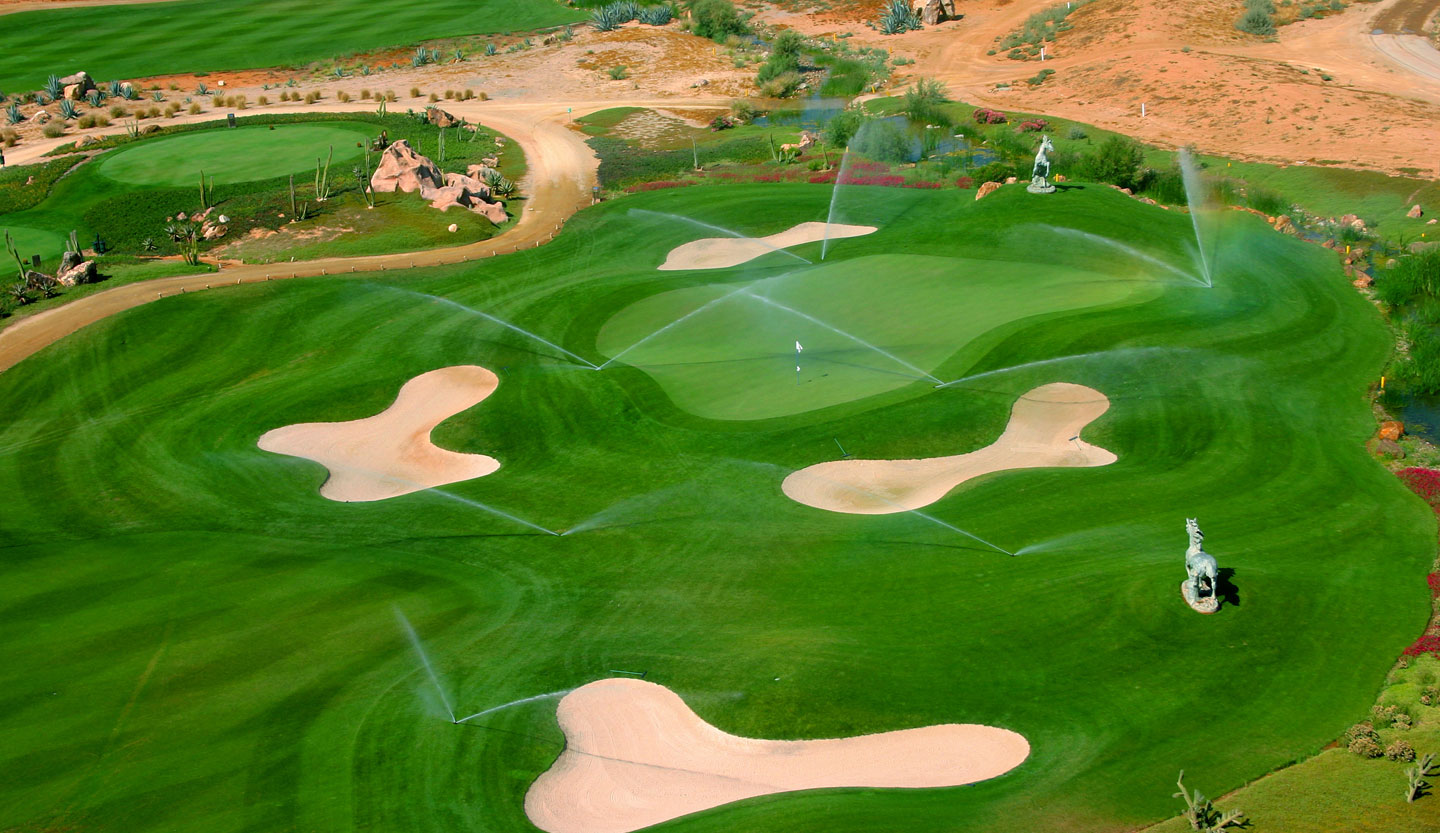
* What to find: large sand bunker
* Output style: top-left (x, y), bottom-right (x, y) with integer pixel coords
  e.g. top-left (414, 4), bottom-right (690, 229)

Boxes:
top-left (524, 678), bottom-right (1029, 833)
top-left (784, 383), bottom-right (1116, 514)
top-left (258, 365), bottom-right (500, 502)
top-left (658, 221), bottom-right (876, 270)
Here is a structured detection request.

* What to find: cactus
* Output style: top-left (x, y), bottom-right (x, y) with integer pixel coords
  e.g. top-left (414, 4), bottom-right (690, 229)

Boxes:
top-left (43, 74), bottom-right (62, 99)
top-left (288, 174), bottom-right (297, 215)
top-left (87, 89), bottom-right (104, 107)
top-left (484, 42), bottom-right (498, 56)
top-left (5, 104), bottom-right (21, 125)
top-left (314, 146), bottom-right (333, 202)
top-left (1407, 752), bottom-right (1436, 802)
top-left (125, 120), bottom-right (139, 138)
top-left (199, 170), bottom-right (209, 210)
top-left (4, 230), bottom-right (25, 282)
top-left (151, 90), bottom-right (164, 102)
top-left (639, 4), bottom-right (673, 24)
top-left (195, 82), bottom-right (209, 96)
top-left (1173, 771), bottom-right (1244, 831)
top-left (58, 99), bottom-right (80, 120)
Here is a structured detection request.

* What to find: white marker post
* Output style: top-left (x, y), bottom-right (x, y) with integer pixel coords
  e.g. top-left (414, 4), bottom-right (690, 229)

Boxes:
top-left (1041, 46), bottom-right (1046, 61)
top-left (1141, 102), bottom-right (1147, 118)
top-left (795, 340), bottom-right (804, 385)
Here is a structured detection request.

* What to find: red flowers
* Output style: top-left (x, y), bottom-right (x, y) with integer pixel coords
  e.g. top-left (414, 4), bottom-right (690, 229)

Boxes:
top-left (1016, 119), bottom-right (1050, 133)
top-left (1404, 635), bottom-right (1440, 656)
top-left (1399, 468), bottom-right (1440, 508)
top-left (973, 107), bottom-right (1008, 125)
top-left (625, 180), bottom-right (696, 192)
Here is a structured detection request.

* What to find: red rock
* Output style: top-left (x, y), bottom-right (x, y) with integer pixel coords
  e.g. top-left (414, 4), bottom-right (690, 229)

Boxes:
top-left (1410, 204), bottom-right (1424, 219)
top-left (371, 140), bottom-right (445, 194)
top-left (1379, 421), bottom-right (1404, 441)
top-left (976, 181), bottom-right (1003, 201)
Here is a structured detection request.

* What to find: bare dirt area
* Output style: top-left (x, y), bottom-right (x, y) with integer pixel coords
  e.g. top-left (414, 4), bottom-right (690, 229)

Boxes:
top-left (524, 678), bottom-right (1030, 833)
top-left (257, 365), bottom-right (500, 502)
top-left (1373, 0), bottom-right (1440, 32)
top-left (0, 0), bottom-right (180, 14)
top-left (782, 383), bottom-right (1115, 514)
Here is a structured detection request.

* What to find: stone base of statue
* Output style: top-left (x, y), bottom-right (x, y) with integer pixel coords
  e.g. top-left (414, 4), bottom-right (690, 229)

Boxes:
top-left (1026, 175), bottom-right (1056, 195)
top-left (1181, 580), bottom-right (1220, 614)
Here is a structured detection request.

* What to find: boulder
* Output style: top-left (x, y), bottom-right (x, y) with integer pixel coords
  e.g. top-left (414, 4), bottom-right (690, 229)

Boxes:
top-left (1273, 215), bottom-right (1295, 234)
top-left (481, 156), bottom-right (500, 168)
top-left (58, 250), bottom-right (84, 273)
top-left (371, 139), bottom-right (445, 194)
top-left (1379, 420), bottom-right (1404, 441)
top-left (63, 84), bottom-right (83, 101)
top-left (425, 106), bottom-right (459, 128)
top-left (1352, 274), bottom-right (1373, 289)
top-left (28, 110), bottom-right (50, 124)
top-left (119, 81), bottom-right (135, 97)
top-left (1004, 176), bottom-right (1018, 184)
top-left (23, 270), bottom-right (52, 290)
top-left (976, 181), bottom-right (1003, 201)
top-left (448, 223), bottom-right (459, 233)
top-left (56, 258), bottom-right (97, 286)
top-left (140, 124), bottom-right (161, 134)
top-left (466, 164), bottom-right (496, 180)
top-left (1409, 204), bottom-right (1424, 219)
top-left (58, 71), bottom-right (96, 98)
top-left (1339, 213), bottom-right (1365, 231)
top-left (1376, 438), bottom-right (1405, 458)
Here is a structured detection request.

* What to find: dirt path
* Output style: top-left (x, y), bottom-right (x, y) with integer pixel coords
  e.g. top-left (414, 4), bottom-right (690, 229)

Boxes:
top-left (0, 96), bottom-right (728, 375)
top-left (0, 0), bottom-right (182, 15)
top-left (1373, 0), bottom-right (1440, 32)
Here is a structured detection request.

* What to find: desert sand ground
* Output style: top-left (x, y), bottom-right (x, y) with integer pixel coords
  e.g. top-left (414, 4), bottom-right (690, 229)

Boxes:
top-left (783, 383), bottom-right (1115, 514)
top-left (659, 221), bottom-right (876, 269)
top-left (257, 365), bottom-right (500, 501)
top-left (523, 677), bottom-right (1030, 833)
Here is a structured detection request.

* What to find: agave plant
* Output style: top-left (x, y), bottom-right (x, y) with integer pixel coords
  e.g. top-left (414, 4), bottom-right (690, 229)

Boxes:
top-left (86, 89), bottom-right (105, 107)
top-left (58, 99), bottom-right (80, 120)
top-left (332, 66), bottom-right (347, 78)
top-left (878, 0), bottom-right (921, 33)
top-left (360, 64), bottom-right (373, 76)
top-left (484, 42), bottom-right (498, 56)
top-left (43, 74), bottom-right (62, 99)
top-left (122, 84), bottom-right (139, 100)
top-left (480, 168), bottom-right (516, 197)
top-left (452, 48), bottom-right (466, 62)
top-left (35, 91), bottom-right (53, 106)
top-left (429, 47), bottom-right (442, 63)
top-left (559, 25), bottom-right (574, 41)
top-left (195, 82), bottom-right (209, 95)
top-left (141, 237), bottom-right (157, 253)
top-left (591, 4), bottom-right (625, 30)
top-left (5, 104), bottom-right (21, 125)
top-left (639, 4), bottom-right (673, 24)
top-left (108, 79), bottom-right (123, 96)
top-left (151, 90), bottom-right (165, 102)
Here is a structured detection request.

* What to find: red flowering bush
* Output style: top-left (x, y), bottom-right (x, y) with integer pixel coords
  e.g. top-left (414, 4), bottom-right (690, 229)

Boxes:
top-left (625, 180), bottom-right (697, 192)
top-left (903, 180), bottom-right (943, 189)
top-left (1399, 468), bottom-right (1440, 509)
top-left (954, 176), bottom-right (975, 189)
top-left (1015, 119), bottom-right (1050, 133)
top-left (973, 108), bottom-right (1008, 124)
top-left (1404, 635), bottom-right (1440, 656)
top-left (1429, 573), bottom-right (1440, 597)
top-left (850, 161), bottom-right (892, 173)
top-left (838, 174), bottom-right (906, 187)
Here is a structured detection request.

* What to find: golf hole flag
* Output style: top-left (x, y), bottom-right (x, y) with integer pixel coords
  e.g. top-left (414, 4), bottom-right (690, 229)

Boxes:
top-left (796, 341), bottom-right (803, 373)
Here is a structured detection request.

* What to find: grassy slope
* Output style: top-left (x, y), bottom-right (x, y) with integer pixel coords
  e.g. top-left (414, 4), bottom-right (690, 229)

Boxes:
top-left (0, 0), bottom-right (584, 91)
top-left (0, 183), bottom-right (1430, 833)
top-left (97, 123), bottom-right (372, 186)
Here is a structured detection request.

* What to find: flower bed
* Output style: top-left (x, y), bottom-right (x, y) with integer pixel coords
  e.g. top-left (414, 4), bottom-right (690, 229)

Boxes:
top-left (624, 180), bottom-right (697, 193)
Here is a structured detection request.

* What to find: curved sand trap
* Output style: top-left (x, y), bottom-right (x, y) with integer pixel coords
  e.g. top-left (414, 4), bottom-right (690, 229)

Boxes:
top-left (658, 222), bottom-right (876, 270)
top-left (524, 678), bottom-right (1029, 833)
top-left (784, 383), bottom-right (1116, 514)
top-left (258, 365), bottom-right (499, 502)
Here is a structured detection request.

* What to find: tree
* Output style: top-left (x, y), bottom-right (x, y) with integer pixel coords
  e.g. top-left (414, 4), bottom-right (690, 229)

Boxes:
top-left (823, 110), bottom-right (865, 149)
top-left (757, 30), bottom-right (803, 84)
top-left (1079, 135), bottom-right (1146, 190)
top-left (688, 0), bottom-right (748, 41)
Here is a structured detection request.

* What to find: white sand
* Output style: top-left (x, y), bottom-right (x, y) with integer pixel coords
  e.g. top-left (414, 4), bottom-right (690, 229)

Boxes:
top-left (783, 383), bottom-right (1116, 514)
top-left (658, 222), bottom-right (877, 270)
top-left (257, 365), bottom-right (500, 502)
top-left (524, 678), bottom-right (1029, 833)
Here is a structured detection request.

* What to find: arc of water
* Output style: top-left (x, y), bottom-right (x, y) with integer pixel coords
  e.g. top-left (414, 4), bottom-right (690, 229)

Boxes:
top-left (820, 144), bottom-right (853, 261)
top-left (597, 283), bottom-right (756, 371)
top-left (1031, 225), bottom-right (1205, 287)
top-left (934, 346), bottom-right (1172, 389)
top-left (799, 467), bottom-right (1014, 555)
top-left (454, 689), bottom-right (574, 724)
top-left (395, 608), bottom-right (457, 723)
top-left (739, 290), bottom-right (944, 385)
top-left (1177, 149), bottom-right (1214, 288)
top-left (427, 487), bottom-right (561, 536)
top-left (408, 290), bottom-right (600, 369)
top-left (628, 209), bottom-right (812, 266)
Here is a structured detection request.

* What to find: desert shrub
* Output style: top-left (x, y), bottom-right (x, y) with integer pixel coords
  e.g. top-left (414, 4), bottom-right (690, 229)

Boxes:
top-left (823, 109), bottom-right (865, 148)
top-left (1421, 685), bottom-right (1439, 706)
top-left (109, 104), bottom-right (127, 118)
top-left (1, 130), bottom-right (15, 148)
top-left (410, 86), bottom-right (422, 98)
top-left (1236, 5), bottom-right (1275, 35)
top-left (902, 77), bottom-right (950, 124)
top-left (189, 103), bottom-right (202, 114)
top-left (360, 89), bottom-right (371, 100)
top-left (688, 0), bottom-right (748, 41)
top-left (758, 71), bottom-right (802, 98)
top-left (1387, 740), bottom-right (1417, 761)
top-left (1077, 135), bottom-right (1145, 190)
top-left (1027, 68), bottom-right (1056, 86)
top-left (1348, 735), bottom-right (1383, 758)
top-left (971, 160), bottom-right (1018, 184)
top-left (77, 114), bottom-right (97, 129)
top-left (42, 121), bottom-right (65, 138)
top-left (639, 4), bottom-right (673, 24)
top-left (608, 66), bottom-right (629, 80)
top-left (257, 95), bottom-right (269, 106)
top-left (337, 91), bottom-right (351, 103)
top-left (850, 118), bottom-right (913, 163)
top-left (731, 99), bottom-right (758, 122)
top-left (1347, 721), bottom-right (1380, 743)
top-left (757, 30), bottom-right (803, 84)
top-left (1000, 0), bottom-right (1092, 50)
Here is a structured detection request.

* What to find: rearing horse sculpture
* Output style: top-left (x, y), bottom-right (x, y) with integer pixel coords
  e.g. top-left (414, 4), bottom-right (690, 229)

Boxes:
top-left (1184, 518), bottom-right (1219, 608)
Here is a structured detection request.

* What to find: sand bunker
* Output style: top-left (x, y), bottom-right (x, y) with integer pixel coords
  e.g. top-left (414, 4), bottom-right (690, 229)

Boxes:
top-left (257, 365), bottom-right (500, 502)
top-left (784, 383), bottom-right (1116, 514)
top-left (524, 678), bottom-right (1028, 833)
top-left (658, 221), bottom-right (876, 270)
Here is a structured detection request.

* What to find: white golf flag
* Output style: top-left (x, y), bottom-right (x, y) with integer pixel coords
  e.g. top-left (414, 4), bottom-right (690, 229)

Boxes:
top-left (795, 341), bottom-right (804, 353)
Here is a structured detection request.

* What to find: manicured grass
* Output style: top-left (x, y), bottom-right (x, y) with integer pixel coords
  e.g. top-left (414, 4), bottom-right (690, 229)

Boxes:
top-left (0, 0), bottom-right (584, 91)
top-left (98, 124), bottom-right (373, 187)
top-left (1, 225), bottom-right (66, 265)
top-left (0, 183), bottom-right (1431, 833)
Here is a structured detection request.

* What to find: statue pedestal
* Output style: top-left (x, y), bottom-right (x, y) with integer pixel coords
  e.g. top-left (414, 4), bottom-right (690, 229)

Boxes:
top-left (1026, 176), bottom-right (1056, 195)
top-left (1181, 580), bottom-right (1220, 614)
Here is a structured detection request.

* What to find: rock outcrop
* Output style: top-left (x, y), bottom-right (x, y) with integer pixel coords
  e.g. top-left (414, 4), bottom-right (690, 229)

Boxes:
top-left (1379, 421), bottom-right (1404, 442)
top-left (976, 181), bottom-right (1003, 201)
top-left (427, 172), bottom-right (506, 224)
top-left (1409, 204), bottom-right (1424, 219)
top-left (425, 106), bottom-right (459, 128)
top-left (371, 140), bottom-right (445, 194)
top-left (56, 251), bottom-right (98, 286)
top-left (58, 71), bottom-right (96, 100)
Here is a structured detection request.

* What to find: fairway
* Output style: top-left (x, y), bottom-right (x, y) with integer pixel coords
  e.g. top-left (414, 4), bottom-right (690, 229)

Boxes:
top-left (0, 225), bottom-right (66, 263)
top-left (98, 124), bottom-right (373, 187)
top-left (0, 0), bottom-right (585, 90)
top-left (0, 183), bottom-right (1430, 833)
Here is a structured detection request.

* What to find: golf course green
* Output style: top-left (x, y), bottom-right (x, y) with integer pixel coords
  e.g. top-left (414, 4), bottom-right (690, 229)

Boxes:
top-left (98, 124), bottom-right (373, 187)
top-left (0, 182), bottom-right (1430, 833)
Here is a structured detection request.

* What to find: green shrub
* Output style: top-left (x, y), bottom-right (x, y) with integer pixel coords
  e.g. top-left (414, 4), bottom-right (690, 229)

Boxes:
top-left (902, 77), bottom-right (950, 124)
top-left (688, 0), bottom-right (748, 41)
top-left (1077, 135), bottom-right (1145, 190)
top-left (757, 30), bottom-right (803, 84)
top-left (1066, 124), bottom-right (1088, 140)
top-left (1348, 735), bottom-right (1383, 758)
top-left (608, 65), bottom-right (629, 80)
top-left (823, 109), bottom-right (865, 148)
top-left (1387, 740), bottom-right (1417, 761)
top-left (850, 118), bottom-right (912, 163)
top-left (42, 121), bottom-right (65, 138)
top-left (758, 71), bottom-right (802, 98)
top-left (1236, 6), bottom-right (1275, 35)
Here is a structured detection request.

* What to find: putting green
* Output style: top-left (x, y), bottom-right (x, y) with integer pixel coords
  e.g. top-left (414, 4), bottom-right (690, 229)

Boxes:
top-left (0, 184), bottom-right (1431, 833)
top-left (97, 123), bottom-right (373, 187)
top-left (0, 225), bottom-right (66, 262)
top-left (597, 254), bottom-right (1151, 420)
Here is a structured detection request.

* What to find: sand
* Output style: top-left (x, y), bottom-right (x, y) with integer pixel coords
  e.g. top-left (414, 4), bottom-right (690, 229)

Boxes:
top-left (658, 222), bottom-right (877, 270)
top-left (524, 678), bottom-right (1030, 833)
top-left (783, 383), bottom-right (1116, 515)
top-left (257, 365), bottom-right (500, 502)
